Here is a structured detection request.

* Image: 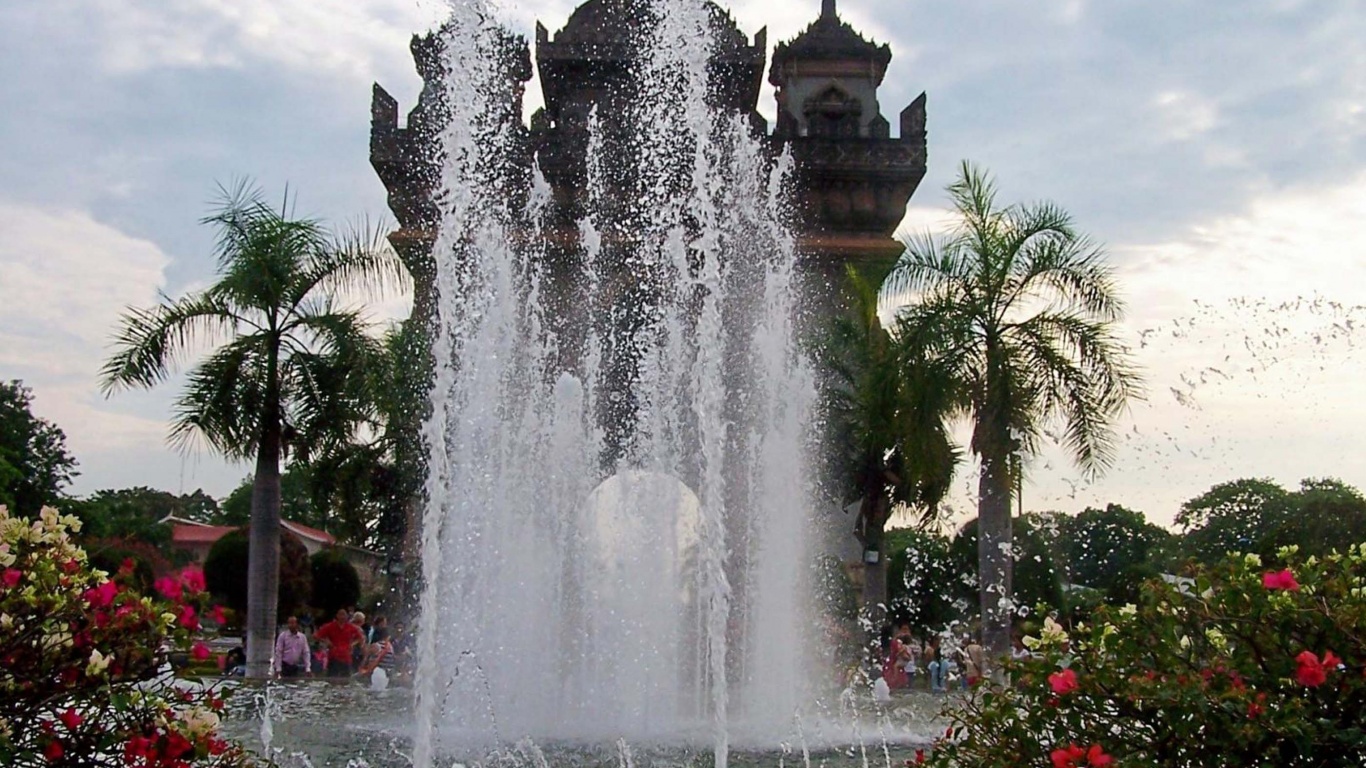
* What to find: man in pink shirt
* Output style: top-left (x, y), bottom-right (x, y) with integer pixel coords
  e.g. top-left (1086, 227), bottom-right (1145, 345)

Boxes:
top-left (273, 615), bottom-right (311, 678)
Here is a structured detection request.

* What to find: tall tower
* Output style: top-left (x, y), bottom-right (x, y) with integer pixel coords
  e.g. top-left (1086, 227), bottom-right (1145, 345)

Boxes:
top-left (769, 0), bottom-right (927, 280)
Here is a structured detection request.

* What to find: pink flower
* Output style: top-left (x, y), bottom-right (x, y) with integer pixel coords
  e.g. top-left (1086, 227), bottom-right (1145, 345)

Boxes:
top-left (82, 580), bottom-right (118, 609)
top-left (192, 641), bottom-right (212, 661)
top-left (154, 575), bottom-right (183, 601)
top-left (1087, 744), bottom-right (1113, 767)
top-left (58, 708), bottom-right (82, 731)
top-left (1049, 668), bottom-right (1079, 695)
top-left (1262, 569), bottom-right (1300, 591)
top-left (44, 739), bottom-right (64, 762)
top-left (210, 604), bottom-right (227, 625)
top-left (180, 566), bottom-right (206, 594)
top-left (178, 604), bottom-right (199, 631)
top-left (1, 568), bottom-right (20, 589)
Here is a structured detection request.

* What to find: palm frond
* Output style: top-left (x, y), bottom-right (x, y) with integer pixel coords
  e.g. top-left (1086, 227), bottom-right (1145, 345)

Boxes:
top-left (167, 338), bottom-right (269, 459)
top-left (100, 292), bottom-right (244, 395)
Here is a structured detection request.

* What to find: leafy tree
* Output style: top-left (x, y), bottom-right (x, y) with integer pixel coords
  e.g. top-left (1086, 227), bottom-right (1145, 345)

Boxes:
top-left (1059, 503), bottom-right (1172, 599)
top-left (67, 487), bottom-right (221, 547)
top-left (1276, 478), bottom-right (1366, 558)
top-left (885, 526), bottom-right (958, 634)
top-left (203, 528), bottom-right (312, 621)
top-left (100, 183), bottom-right (405, 677)
top-left (1177, 477), bottom-right (1366, 564)
top-left (888, 162), bottom-right (1141, 655)
top-left (309, 549), bottom-right (361, 616)
top-left (0, 380), bottom-right (77, 514)
top-left (822, 266), bottom-right (958, 616)
top-left (220, 470), bottom-right (314, 529)
top-left (949, 514), bottom-right (1066, 621)
top-left (1175, 477), bottom-right (1292, 563)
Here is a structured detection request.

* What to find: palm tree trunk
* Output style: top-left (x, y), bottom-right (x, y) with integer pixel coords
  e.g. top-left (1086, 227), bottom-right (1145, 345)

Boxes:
top-left (245, 379), bottom-right (283, 679)
top-left (977, 449), bottom-right (1013, 660)
top-left (859, 490), bottom-right (889, 625)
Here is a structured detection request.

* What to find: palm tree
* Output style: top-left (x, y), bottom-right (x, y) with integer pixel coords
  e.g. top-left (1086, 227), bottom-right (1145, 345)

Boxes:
top-left (100, 184), bottom-right (406, 677)
top-left (824, 265), bottom-right (958, 619)
top-left (886, 162), bottom-right (1141, 658)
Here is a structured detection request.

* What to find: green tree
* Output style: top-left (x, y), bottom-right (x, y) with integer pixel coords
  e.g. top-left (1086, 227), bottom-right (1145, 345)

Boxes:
top-left (1175, 477), bottom-right (1293, 563)
top-left (822, 266), bottom-right (958, 616)
top-left (68, 486), bottom-right (222, 548)
top-left (885, 526), bottom-right (958, 633)
top-left (1059, 503), bottom-right (1172, 599)
top-left (0, 380), bottom-right (77, 514)
top-left (888, 162), bottom-right (1141, 656)
top-left (950, 514), bottom-right (1066, 621)
top-left (220, 470), bottom-right (315, 529)
top-left (203, 528), bottom-right (312, 622)
top-left (309, 549), bottom-right (361, 616)
top-left (99, 183), bottom-right (405, 677)
top-left (1282, 478), bottom-right (1366, 557)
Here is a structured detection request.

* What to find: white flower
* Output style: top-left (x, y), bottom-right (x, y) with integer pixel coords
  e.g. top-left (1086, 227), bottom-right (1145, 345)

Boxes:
top-left (87, 649), bottom-right (111, 677)
top-left (1206, 627), bottom-right (1229, 653)
top-left (1118, 604), bottom-right (1137, 617)
top-left (178, 706), bottom-right (221, 737)
top-left (1244, 553), bottom-right (1262, 567)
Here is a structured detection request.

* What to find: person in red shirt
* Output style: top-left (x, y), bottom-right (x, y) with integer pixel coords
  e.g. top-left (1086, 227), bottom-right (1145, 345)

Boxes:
top-left (314, 608), bottom-right (364, 677)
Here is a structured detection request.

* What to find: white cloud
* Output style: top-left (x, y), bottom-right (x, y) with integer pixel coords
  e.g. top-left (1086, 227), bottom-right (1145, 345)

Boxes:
top-left (87, 0), bottom-right (447, 86)
top-left (1152, 90), bottom-right (1218, 142)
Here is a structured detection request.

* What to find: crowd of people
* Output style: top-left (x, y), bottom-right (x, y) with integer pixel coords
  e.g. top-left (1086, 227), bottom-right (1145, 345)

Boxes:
top-left (221, 608), bottom-right (414, 683)
top-left (878, 622), bottom-right (1001, 693)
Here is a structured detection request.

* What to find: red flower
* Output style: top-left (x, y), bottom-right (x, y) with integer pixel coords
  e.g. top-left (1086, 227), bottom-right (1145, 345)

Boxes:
top-left (2, 568), bottom-right (20, 589)
top-left (915, 749), bottom-right (926, 764)
top-left (1049, 668), bottom-right (1079, 695)
top-left (1051, 743), bottom-right (1086, 768)
top-left (1295, 651), bottom-right (1327, 687)
top-left (58, 708), bottom-right (82, 730)
top-left (83, 579), bottom-right (118, 609)
top-left (60, 559), bottom-right (80, 574)
top-left (118, 558), bottom-right (136, 576)
top-left (164, 731), bottom-right (193, 759)
top-left (1323, 650), bottom-right (1342, 670)
top-left (1248, 693), bottom-right (1266, 718)
top-left (44, 739), bottom-right (64, 761)
top-left (154, 575), bottom-right (183, 601)
top-left (178, 604), bottom-right (199, 631)
top-left (125, 735), bottom-right (152, 759)
top-left (1262, 569), bottom-right (1300, 591)
top-left (192, 641), bottom-right (212, 661)
top-left (1050, 743), bottom-right (1110, 768)
top-left (210, 604), bottom-right (227, 625)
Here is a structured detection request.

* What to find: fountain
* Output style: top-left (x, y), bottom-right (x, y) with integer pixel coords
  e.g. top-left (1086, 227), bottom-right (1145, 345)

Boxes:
top-left (410, 0), bottom-right (817, 765)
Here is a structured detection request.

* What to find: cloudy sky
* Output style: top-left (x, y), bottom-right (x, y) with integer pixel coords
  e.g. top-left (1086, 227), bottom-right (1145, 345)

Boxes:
top-left (2, 0), bottom-right (1364, 529)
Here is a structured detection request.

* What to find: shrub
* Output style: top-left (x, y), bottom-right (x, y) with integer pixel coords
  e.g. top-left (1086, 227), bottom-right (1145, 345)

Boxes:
top-left (927, 548), bottom-right (1366, 767)
top-left (203, 527), bottom-right (311, 619)
top-left (309, 549), bottom-right (360, 616)
top-left (0, 505), bottom-right (250, 767)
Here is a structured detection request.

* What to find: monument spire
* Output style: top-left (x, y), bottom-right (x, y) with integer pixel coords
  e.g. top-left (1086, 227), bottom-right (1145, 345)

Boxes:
top-left (821, 0), bottom-right (836, 20)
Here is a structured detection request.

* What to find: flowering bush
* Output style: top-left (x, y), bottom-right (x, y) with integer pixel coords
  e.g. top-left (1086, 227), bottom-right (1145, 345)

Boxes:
top-left (0, 505), bottom-right (252, 767)
top-left (927, 548), bottom-right (1366, 767)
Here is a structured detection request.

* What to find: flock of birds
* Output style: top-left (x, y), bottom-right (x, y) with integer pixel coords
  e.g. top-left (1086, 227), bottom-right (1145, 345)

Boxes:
top-left (941, 294), bottom-right (1366, 526)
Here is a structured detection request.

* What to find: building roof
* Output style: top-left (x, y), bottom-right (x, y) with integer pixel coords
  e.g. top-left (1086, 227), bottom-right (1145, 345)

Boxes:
top-left (770, 1), bottom-right (892, 76)
top-left (163, 516), bottom-right (337, 548)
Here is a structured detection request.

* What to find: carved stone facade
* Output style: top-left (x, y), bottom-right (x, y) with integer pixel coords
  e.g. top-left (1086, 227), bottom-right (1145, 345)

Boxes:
top-left (370, 0), bottom-right (927, 309)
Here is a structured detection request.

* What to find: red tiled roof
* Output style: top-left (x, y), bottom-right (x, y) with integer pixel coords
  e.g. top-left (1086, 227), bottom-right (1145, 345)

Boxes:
top-left (171, 524), bottom-right (237, 545)
top-left (169, 520), bottom-right (336, 547)
top-left (283, 520), bottom-right (335, 545)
